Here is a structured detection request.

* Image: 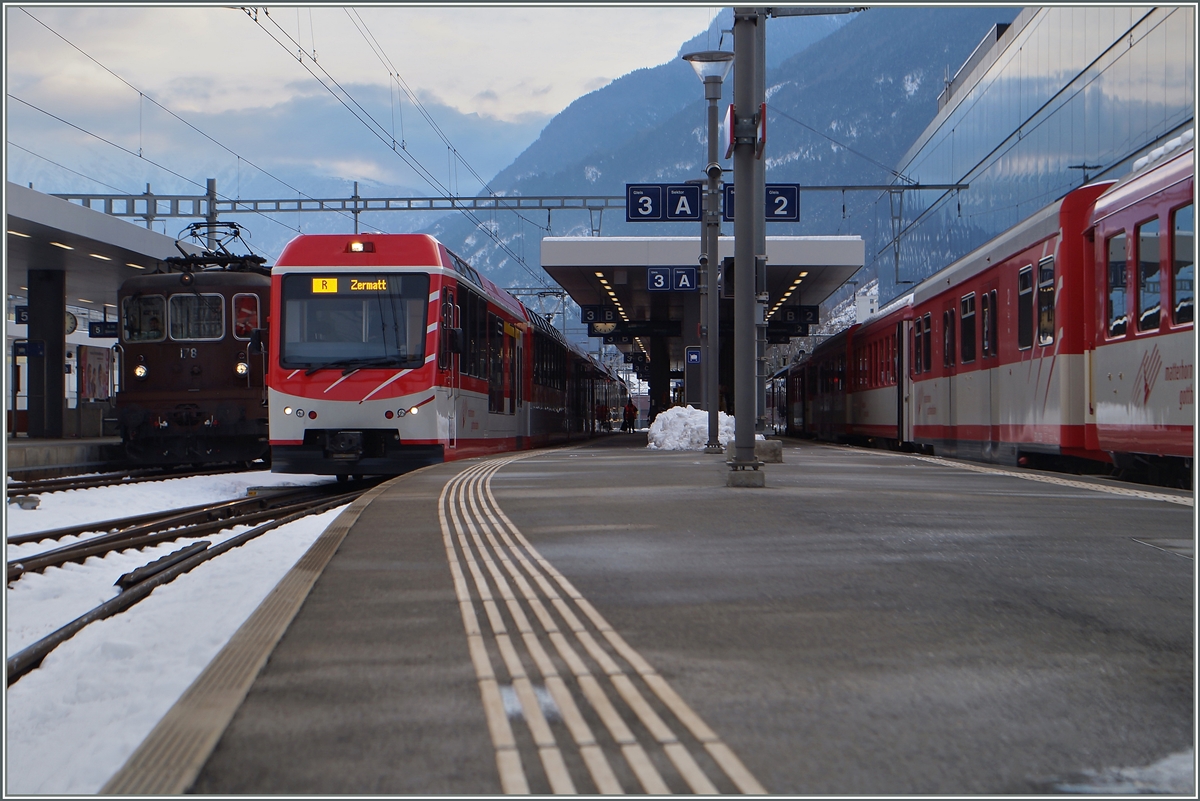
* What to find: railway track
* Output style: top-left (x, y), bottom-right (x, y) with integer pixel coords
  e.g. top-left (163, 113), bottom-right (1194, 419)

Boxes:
top-left (6, 464), bottom-right (258, 499)
top-left (6, 478), bottom-right (380, 686)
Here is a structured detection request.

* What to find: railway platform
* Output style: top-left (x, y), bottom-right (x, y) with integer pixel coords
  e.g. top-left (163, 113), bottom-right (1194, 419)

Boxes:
top-left (105, 434), bottom-right (1194, 795)
top-left (5, 435), bottom-right (122, 478)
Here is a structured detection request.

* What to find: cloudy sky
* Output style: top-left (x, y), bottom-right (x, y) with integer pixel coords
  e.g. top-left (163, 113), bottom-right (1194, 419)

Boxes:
top-left (5, 4), bottom-right (720, 202)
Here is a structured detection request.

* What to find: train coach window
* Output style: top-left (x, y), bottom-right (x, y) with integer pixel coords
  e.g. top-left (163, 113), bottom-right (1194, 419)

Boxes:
top-left (922, 314), bottom-right (932, 372)
top-left (979, 291), bottom-right (988, 357)
top-left (1037, 258), bottom-right (1055, 346)
top-left (960, 293), bottom-right (976, 363)
top-left (122, 295), bottom-right (166, 342)
top-left (169, 294), bottom-right (224, 341)
top-left (1172, 204), bottom-right (1193, 325)
top-left (233, 294), bottom-right (260, 339)
top-left (1017, 266), bottom-right (1033, 349)
top-left (911, 321), bottom-right (922, 375)
top-left (943, 309), bottom-right (955, 367)
top-left (1106, 234), bottom-right (1128, 338)
top-left (1137, 219), bottom-right (1161, 331)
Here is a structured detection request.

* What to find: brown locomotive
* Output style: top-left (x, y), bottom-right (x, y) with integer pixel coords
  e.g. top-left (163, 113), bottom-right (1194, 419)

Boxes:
top-left (115, 224), bottom-right (271, 466)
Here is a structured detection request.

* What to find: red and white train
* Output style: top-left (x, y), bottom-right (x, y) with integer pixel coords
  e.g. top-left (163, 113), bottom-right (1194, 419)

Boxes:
top-left (264, 233), bottom-right (626, 476)
top-left (788, 139), bottom-right (1194, 485)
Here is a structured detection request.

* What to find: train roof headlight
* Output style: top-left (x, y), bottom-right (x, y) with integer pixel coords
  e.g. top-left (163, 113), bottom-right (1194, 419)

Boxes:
top-left (235, 361), bottom-right (250, 376)
top-left (133, 364), bottom-right (148, 379)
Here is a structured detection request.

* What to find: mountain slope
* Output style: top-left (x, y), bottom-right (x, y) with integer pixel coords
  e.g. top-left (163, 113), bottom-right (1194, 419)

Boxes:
top-left (428, 6), bottom-right (1019, 294)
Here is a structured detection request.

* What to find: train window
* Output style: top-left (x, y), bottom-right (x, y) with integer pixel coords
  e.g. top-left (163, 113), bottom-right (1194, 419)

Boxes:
top-left (279, 273), bottom-right (429, 369)
top-left (169, 294), bottom-right (224, 341)
top-left (912, 321), bottom-right (922, 375)
top-left (988, 290), bottom-right (997, 355)
top-left (1017, 266), bottom-right (1033, 349)
top-left (488, 313), bottom-right (504, 413)
top-left (1137, 219), bottom-right (1161, 331)
top-left (943, 309), bottom-right (955, 367)
top-left (980, 292), bottom-right (992, 358)
top-left (438, 289), bottom-right (455, 370)
top-left (922, 314), bottom-right (932, 372)
top-left (232, 294), bottom-right (259, 340)
top-left (960, 293), bottom-right (976, 363)
top-left (1037, 258), bottom-right (1055, 346)
top-left (122, 295), bottom-right (166, 343)
top-left (1106, 233), bottom-right (1128, 338)
top-left (1172, 204), bottom-right (1193, 324)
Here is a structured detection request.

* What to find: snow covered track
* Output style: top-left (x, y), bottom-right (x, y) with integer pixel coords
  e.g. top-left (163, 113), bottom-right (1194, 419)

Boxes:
top-left (6, 463), bottom-right (257, 498)
top-left (7, 481), bottom-right (376, 581)
top-left (439, 455), bottom-right (766, 794)
top-left (6, 488), bottom-right (369, 686)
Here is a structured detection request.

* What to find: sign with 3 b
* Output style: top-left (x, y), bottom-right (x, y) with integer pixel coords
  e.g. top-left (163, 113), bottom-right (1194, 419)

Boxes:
top-left (580, 305), bottom-right (619, 324)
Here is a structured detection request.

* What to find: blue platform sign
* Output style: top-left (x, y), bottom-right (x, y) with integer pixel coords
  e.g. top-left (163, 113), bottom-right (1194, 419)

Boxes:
top-left (647, 266), bottom-right (672, 291)
top-left (626, 184), bottom-right (664, 221)
top-left (722, 183), bottom-right (801, 222)
top-left (13, 341), bottom-right (45, 358)
top-left (673, 266), bottom-right (697, 291)
top-left (686, 346), bottom-right (701, 365)
top-left (580, 305), bottom-right (619, 324)
top-left (665, 185), bottom-right (701, 221)
top-left (626, 183), bottom-right (702, 222)
top-left (89, 321), bottom-right (119, 338)
top-left (15, 306), bottom-right (29, 324)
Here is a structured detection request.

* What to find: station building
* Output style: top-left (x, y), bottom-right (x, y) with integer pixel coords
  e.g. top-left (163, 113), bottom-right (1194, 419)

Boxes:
top-left (870, 5), bottom-right (1195, 303)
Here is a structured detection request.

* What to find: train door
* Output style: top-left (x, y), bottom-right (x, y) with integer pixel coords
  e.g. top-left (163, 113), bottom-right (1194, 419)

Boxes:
top-left (440, 287), bottom-right (458, 451)
top-left (898, 321), bottom-right (913, 443)
top-left (980, 286), bottom-right (999, 460)
top-left (514, 329), bottom-right (525, 446)
top-left (941, 304), bottom-right (957, 456)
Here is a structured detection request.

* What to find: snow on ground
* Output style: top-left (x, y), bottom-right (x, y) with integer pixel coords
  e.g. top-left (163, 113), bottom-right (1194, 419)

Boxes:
top-left (4, 471), bottom-right (346, 794)
top-left (646, 405), bottom-right (762, 450)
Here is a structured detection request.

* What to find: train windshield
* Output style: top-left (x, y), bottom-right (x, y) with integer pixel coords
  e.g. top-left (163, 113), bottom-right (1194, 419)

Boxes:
top-left (280, 272), bottom-right (430, 371)
top-left (122, 295), bottom-right (166, 343)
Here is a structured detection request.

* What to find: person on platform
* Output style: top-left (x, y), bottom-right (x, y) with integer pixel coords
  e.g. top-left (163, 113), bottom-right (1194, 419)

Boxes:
top-left (623, 400), bottom-right (637, 432)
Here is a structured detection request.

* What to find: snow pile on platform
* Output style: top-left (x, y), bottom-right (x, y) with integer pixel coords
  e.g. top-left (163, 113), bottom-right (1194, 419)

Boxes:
top-left (646, 405), bottom-right (737, 450)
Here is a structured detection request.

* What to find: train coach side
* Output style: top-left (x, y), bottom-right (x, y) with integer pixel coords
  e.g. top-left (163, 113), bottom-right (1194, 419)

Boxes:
top-left (1087, 144), bottom-right (1194, 476)
top-left (789, 142), bottom-right (1193, 484)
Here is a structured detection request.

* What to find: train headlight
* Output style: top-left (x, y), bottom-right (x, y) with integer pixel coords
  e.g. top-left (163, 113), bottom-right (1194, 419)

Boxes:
top-left (408, 406), bottom-right (419, 416)
top-left (283, 406), bottom-right (293, 416)
top-left (235, 361), bottom-right (250, 376)
top-left (133, 364), bottom-right (148, 379)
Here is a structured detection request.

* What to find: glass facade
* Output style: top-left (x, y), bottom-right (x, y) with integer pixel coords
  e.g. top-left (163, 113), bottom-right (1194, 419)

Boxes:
top-left (871, 6), bottom-right (1194, 303)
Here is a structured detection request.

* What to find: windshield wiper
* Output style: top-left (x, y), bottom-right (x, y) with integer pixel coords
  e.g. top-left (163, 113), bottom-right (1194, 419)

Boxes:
top-left (304, 356), bottom-right (405, 376)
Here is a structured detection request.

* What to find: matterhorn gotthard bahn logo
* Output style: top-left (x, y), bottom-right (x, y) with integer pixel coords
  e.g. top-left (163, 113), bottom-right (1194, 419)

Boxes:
top-left (1132, 344), bottom-right (1163, 406)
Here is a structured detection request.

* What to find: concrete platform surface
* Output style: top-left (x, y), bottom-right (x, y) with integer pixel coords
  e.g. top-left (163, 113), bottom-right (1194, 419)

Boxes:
top-left (138, 435), bottom-right (1193, 795)
top-left (6, 436), bottom-right (122, 474)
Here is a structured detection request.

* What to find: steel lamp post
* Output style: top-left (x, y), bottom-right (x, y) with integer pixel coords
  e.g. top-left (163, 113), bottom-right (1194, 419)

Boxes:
top-left (682, 50), bottom-right (734, 454)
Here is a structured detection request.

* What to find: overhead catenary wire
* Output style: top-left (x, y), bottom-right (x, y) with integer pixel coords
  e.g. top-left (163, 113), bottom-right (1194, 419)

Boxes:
top-left (248, 7), bottom-right (547, 285)
top-left (7, 141), bottom-right (132, 195)
top-left (7, 94), bottom-right (301, 251)
top-left (769, 106), bottom-right (916, 186)
top-left (341, 7), bottom-right (552, 238)
top-left (15, 8), bottom-right (374, 242)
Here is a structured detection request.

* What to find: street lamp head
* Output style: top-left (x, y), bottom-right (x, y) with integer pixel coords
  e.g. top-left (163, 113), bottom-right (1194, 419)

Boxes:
top-left (682, 50), bottom-right (734, 84)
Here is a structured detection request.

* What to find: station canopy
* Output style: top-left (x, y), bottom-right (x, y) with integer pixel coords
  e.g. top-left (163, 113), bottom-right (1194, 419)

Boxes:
top-left (541, 235), bottom-right (864, 359)
top-left (6, 182), bottom-right (200, 311)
